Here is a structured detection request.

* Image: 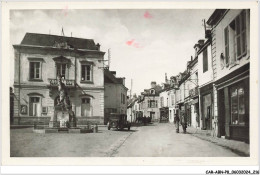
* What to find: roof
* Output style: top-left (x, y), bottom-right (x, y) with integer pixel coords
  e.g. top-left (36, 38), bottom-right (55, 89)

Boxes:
top-left (104, 69), bottom-right (128, 90)
top-left (141, 85), bottom-right (162, 96)
top-left (206, 9), bottom-right (228, 26)
top-left (19, 33), bottom-right (99, 50)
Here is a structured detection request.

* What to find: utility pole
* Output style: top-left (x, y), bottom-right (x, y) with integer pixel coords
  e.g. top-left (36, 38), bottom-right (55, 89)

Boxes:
top-left (108, 48), bottom-right (111, 69)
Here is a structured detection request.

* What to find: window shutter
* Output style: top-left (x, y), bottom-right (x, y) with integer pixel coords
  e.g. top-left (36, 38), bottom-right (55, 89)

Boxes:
top-left (30, 62), bottom-right (34, 79)
top-left (224, 27), bottom-right (229, 66)
top-left (81, 65), bottom-right (85, 80)
top-left (235, 14), bottom-right (242, 58)
top-left (241, 10), bottom-right (247, 55)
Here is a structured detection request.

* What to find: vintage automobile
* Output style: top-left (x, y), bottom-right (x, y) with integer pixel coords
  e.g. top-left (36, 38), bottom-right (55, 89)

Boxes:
top-left (107, 113), bottom-right (131, 131)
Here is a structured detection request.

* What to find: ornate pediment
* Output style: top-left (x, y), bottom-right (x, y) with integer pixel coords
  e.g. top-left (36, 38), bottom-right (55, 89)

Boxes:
top-left (53, 41), bottom-right (72, 49)
top-left (52, 56), bottom-right (71, 64)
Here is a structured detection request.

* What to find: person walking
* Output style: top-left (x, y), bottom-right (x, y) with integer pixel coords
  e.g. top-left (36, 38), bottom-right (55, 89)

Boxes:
top-left (174, 113), bottom-right (180, 133)
top-left (180, 112), bottom-right (187, 133)
top-left (143, 115), bottom-right (147, 126)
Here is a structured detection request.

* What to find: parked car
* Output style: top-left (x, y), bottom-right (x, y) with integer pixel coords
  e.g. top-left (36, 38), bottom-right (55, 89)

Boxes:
top-left (107, 113), bottom-right (131, 131)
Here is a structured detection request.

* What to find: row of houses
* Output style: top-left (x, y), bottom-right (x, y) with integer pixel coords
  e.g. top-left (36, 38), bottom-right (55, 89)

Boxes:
top-left (11, 32), bottom-right (128, 125)
top-left (127, 9), bottom-right (250, 143)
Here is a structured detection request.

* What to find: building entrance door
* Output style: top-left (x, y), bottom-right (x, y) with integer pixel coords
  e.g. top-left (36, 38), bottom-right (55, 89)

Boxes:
top-left (29, 97), bottom-right (41, 117)
top-left (81, 98), bottom-right (91, 117)
top-left (150, 112), bottom-right (155, 120)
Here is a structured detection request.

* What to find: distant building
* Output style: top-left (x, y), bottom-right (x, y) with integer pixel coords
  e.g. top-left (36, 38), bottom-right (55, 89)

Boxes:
top-left (127, 94), bottom-right (138, 122)
top-left (12, 32), bottom-right (105, 125)
top-left (185, 55), bottom-right (199, 128)
top-left (139, 82), bottom-right (162, 122)
top-left (196, 39), bottom-right (213, 131)
top-left (207, 9), bottom-right (250, 142)
top-left (159, 74), bottom-right (171, 123)
top-left (104, 69), bottom-right (128, 124)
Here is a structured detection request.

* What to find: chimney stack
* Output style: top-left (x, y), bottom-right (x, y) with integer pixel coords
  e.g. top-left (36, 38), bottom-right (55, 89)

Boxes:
top-left (194, 39), bottom-right (204, 57)
top-left (96, 43), bottom-right (100, 51)
top-left (151, 81), bottom-right (156, 88)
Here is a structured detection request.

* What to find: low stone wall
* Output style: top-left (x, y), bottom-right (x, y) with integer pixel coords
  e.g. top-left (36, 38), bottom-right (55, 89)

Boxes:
top-left (12, 116), bottom-right (104, 126)
top-left (13, 117), bottom-right (51, 125)
top-left (77, 116), bottom-right (104, 125)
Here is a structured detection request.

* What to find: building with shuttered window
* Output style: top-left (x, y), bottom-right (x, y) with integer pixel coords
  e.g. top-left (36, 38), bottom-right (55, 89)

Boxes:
top-left (207, 9), bottom-right (250, 142)
top-left (12, 32), bottom-right (105, 125)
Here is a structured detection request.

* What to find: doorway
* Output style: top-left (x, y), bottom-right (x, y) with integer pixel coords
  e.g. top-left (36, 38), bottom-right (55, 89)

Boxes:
top-left (29, 97), bottom-right (41, 117)
top-left (81, 98), bottom-right (91, 117)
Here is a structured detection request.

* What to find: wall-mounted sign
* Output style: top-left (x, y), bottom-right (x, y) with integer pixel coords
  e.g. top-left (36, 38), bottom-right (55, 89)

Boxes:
top-left (20, 105), bottom-right (28, 114)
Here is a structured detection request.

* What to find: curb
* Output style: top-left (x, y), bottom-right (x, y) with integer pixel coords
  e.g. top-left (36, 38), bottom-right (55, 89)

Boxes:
top-left (188, 132), bottom-right (249, 157)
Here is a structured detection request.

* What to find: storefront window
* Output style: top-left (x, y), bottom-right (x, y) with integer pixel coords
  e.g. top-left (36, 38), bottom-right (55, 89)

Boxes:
top-left (230, 85), bottom-right (245, 125)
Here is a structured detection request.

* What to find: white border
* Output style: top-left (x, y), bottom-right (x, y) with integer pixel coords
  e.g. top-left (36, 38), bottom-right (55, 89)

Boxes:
top-left (1, 1), bottom-right (259, 166)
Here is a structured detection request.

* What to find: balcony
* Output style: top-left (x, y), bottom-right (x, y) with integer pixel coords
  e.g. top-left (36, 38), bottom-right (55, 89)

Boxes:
top-left (189, 86), bottom-right (199, 98)
top-left (48, 78), bottom-right (75, 88)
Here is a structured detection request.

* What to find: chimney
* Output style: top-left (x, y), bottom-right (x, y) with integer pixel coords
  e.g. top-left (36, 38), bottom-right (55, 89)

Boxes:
top-left (96, 43), bottom-right (100, 51)
top-left (151, 81), bottom-right (156, 88)
top-left (198, 39), bottom-right (205, 46)
top-left (122, 77), bottom-right (125, 86)
top-left (194, 40), bottom-right (204, 57)
top-left (110, 71), bottom-right (116, 76)
top-left (191, 56), bottom-right (193, 61)
top-left (165, 73), bottom-right (168, 83)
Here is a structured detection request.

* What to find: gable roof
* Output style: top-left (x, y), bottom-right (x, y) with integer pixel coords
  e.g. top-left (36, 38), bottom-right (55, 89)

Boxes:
top-left (20, 33), bottom-right (99, 50)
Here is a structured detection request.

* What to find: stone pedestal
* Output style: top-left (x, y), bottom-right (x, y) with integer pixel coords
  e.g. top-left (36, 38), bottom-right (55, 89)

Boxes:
top-left (57, 111), bottom-right (69, 128)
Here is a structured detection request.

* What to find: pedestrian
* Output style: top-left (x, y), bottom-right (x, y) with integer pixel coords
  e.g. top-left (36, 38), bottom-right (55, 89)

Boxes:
top-left (174, 113), bottom-right (180, 133)
top-left (180, 113), bottom-right (187, 133)
top-left (143, 115), bottom-right (147, 125)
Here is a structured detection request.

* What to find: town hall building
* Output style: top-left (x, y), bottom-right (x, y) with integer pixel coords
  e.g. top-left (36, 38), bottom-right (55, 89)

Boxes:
top-left (12, 33), bottom-right (105, 125)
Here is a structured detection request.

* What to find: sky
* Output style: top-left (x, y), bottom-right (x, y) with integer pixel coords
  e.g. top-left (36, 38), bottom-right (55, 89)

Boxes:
top-left (10, 9), bottom-right (214, 96)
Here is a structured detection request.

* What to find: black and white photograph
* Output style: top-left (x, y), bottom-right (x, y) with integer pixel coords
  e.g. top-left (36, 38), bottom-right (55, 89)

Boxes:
top-left (1, 1), bottom-right (259, 172)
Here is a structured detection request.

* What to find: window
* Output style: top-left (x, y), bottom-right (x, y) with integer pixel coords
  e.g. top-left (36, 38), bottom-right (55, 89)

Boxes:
top-left (171, 95), bottom-right (175, 106)
top-left (56, 63), bottom-right (66, 79)
top-left (203, 49), bottom-right (208, 72)
top-left (42, 107), bottom-right (48, 114)
top-left (160, 97), bottom-right (164, 107)
top-left (30, 62), bottom-right (41, 80)
top-left (121, 93), bottom-right (125, 104)
top-left (230, 85), bottom-right (245, 125)
top-left (81, 65), bottom-right (92, 82)
top-left (82, 98), bottom-right (90, 104)
top-left (148, 100), bottom-right (157, 108)
top-left (224, 10), bottom-right (247, 66)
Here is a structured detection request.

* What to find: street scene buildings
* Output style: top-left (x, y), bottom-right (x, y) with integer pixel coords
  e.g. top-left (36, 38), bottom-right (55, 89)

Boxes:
top-left (9, 9), bottom-right (251, 157)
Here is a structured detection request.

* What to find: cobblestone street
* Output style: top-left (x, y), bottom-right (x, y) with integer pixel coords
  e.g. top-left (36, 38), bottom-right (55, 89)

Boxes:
top-left (10, 123), bottom-right (244, 157)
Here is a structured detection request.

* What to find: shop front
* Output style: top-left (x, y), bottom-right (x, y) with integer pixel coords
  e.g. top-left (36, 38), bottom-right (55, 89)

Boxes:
top-left (189, 86), bottom-right (199, 128)
top-left (159, 107), bottom-right (169, 123)
top-left (216, 63), bottom-right (249, 143)
top-left (199, 83), bottom-right (213, 130)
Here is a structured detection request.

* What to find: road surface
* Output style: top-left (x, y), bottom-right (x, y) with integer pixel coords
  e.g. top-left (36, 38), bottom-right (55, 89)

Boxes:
top-left (10, 123), bottom-right (239, 157)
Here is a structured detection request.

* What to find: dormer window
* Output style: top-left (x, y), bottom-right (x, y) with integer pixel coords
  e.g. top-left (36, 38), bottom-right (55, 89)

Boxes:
top-left (150, 89), bottom-right (155, 94)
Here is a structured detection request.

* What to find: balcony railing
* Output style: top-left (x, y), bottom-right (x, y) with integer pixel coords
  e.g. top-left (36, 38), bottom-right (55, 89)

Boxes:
top-left (189, 86), bottom-right (199, 98)
top-left (48, 78), bottom-right (75, 87)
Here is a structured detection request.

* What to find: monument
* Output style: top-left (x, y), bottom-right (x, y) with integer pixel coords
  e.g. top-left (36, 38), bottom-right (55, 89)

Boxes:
top-left (49, 74), bottom-right (77, 128)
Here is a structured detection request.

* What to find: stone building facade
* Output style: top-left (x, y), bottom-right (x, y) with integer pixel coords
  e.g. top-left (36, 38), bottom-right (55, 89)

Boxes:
top-left (104, 69), bottom-right (128, 124)
top-left (13, 33), bottom-right (105, 125)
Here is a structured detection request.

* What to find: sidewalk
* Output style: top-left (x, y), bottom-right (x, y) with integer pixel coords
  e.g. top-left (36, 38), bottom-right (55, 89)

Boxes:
top-left (187, 127), bottom-right (250, 156)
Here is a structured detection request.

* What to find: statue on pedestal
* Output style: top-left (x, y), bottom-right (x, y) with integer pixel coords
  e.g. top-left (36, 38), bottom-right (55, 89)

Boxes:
top-left (49, 74), bottom-right (77, 128)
